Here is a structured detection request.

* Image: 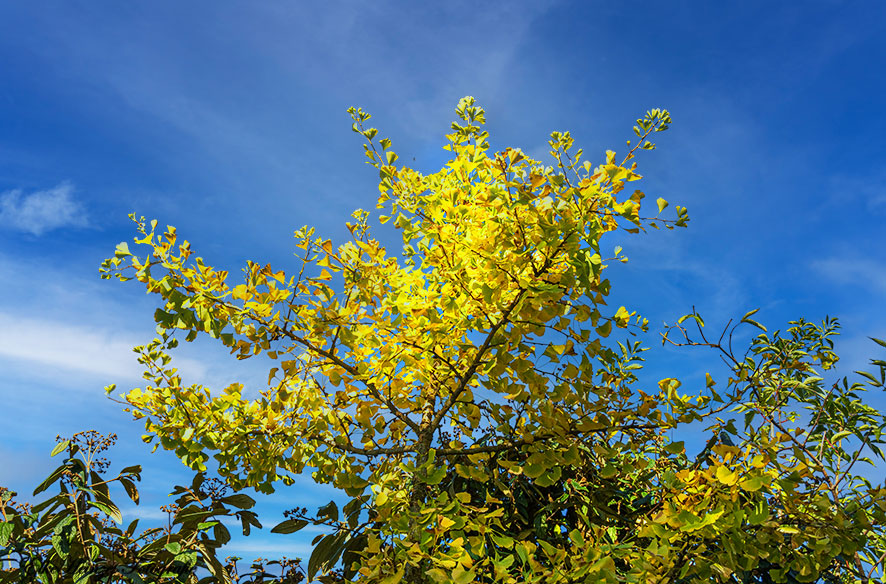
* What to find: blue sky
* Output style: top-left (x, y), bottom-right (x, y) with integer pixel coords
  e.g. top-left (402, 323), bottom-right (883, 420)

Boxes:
top-left (1, 0), bottom-right (885, 565)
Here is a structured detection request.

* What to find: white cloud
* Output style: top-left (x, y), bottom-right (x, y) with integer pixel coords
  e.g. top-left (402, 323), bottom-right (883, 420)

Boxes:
top-left (0, 250), bottom-right (277, 402)
top-left (0, 313), bottom-right (207, 384)
top-left (0, 182), bottom-right (88, 235)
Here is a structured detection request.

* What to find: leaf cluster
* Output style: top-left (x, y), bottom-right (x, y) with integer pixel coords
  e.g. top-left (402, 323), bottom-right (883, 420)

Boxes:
top-left (0, 432), bottom-right (303, 584)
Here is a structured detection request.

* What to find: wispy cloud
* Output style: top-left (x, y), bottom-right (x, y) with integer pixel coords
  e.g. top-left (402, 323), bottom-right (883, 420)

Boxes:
top-left (0, 182), bottom-right (88, 235)
top-left (811, 256), bottom-right (886, 295)
top-left (0, 313), bottom-right (207, 384)
top-left (7, 4), bottom-right (559, 195)
top-left (824, 169), bottom-right (886, 214)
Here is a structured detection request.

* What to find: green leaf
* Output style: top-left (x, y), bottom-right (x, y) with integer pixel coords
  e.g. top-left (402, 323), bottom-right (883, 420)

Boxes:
top-left (237, 510), bottom-right (262, 536)
top-left (664, 441), bottom-right (685, 455)
top-left (271, 518), bottom-right (309, 534)
top-left (739, 308), bottom-right (766, 333)
top-left (220, 493), bottom-right (255, 509)
top-left (30, 495), bottom-right (63, 516)
top-left (589, 555), bottom-right (616, 575)
top-left (173, 506), bottom-right (216, 526)
top-left (199, 544), bottom-right (234, 584)
top-left (677, 312), bottom-right (704, 327)
top-left (120, 478), bottom-right (139, 504)
top-left (342, 533), bottom-right (369, 579)
top-left (213, 522), bottom-right (231, 545)
top-left (317, 500), bottom-right (339, 522)
top-left (534, 465), bottom-right (562, 487)
top-left (740, 308), bottom-right (760, 321)
top-left (452, 564), bottom-right (475, 584)
top-left (491, 533), bottom-right (514, 549)
top-left (856, 370), bottom-right (881, 386)
top-left (741, 318), bottom-right (767, 332)
top-left (124, 518), bottom-right (140, 536)
top-left (739, 476), bottom-right (765, 492)
top-left (569, 528), bottom-right (585, 547)
top-left (51, 529), bottom-right (70, 559)
top-left (50, 440), bottom-right (70, 457)
top-left (523, 462), bottom-right (546, 479)
top-left (90, 499), bottom-right (123, 524)
top-left (0, 521), bottom-right (13, 546)
top-left (379, 565), bottom-right (405, 584)
top-left (309, 532), bottom-right (347, 581)
top-left (164, 542), bottom-right (182, 555)
top-left (33, 465), bottom-right (67, 496)
top-left (746, 500), bottom-right (769, 525)
top-left (425, 466), bottom-right (446, 485)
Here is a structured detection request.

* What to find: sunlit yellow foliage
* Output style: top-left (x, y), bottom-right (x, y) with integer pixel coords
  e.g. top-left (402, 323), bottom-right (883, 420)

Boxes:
top-left (102, 98), bottom-right (886, 583)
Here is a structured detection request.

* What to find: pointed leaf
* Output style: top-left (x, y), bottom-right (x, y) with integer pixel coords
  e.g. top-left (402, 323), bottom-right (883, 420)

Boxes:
top-left (50, 440), bottom-right (71, 458)
top-left (271, 518), bottom-right (309, 535)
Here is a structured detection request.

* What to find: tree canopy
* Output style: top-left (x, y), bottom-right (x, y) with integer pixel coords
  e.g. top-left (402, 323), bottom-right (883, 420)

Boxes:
top-left (99, 97), bottom-right (886, 583)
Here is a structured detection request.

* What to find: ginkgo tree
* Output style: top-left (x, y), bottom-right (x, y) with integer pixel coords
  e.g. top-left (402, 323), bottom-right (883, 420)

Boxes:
top-left (101, 97), bottom-right (886, 583)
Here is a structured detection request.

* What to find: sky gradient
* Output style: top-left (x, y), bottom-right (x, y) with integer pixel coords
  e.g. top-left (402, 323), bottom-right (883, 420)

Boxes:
top-left (1, 0), bottom-right (885, 565)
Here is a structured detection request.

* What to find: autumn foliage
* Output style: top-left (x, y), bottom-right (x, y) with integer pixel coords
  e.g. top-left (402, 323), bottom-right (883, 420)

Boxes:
top-left (91, 98), bottom-right (886, 583)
